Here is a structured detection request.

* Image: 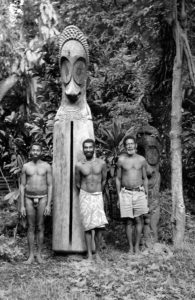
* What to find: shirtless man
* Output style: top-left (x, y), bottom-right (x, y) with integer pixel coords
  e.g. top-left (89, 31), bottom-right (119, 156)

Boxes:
top-left (20, 142), bottom-right (52, 264)
top-left (116, 135), bottom-right (148, 254)
top-left (75, 139), bottom-right (108, 261)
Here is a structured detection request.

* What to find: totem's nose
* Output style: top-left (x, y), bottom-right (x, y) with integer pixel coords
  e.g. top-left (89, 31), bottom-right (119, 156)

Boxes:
top-left (65, 79), bottom-right (81, 103)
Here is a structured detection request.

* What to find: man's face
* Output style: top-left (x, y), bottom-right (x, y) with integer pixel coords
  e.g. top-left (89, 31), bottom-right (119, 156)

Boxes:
top-left (31, 145), bottom-right (42, 160)
top-left (125, 139), bottom-right (136, 155)
top-left (83, 142), bottom-right (95, 159)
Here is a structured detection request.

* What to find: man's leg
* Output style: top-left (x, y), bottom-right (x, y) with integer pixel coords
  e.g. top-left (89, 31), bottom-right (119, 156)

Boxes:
top-left (36, 196), bottom-right (47, 264)
top-left (134, 216), bottom-right (143, 254)
top-left (85, 230), bottom-right (93, 260)
top-left (125, 218), bottom-right (134, 253)
top-left (94, 228), bottom-right (104, 261)
top-left (25, 197), bottom-right (36, 264)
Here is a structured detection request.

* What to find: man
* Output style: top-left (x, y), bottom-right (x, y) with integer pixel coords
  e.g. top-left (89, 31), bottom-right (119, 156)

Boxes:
top-left (75, 139), bottom-right (108, 261)
top-left (116, 135), bottom-right (149, 254)
top-left (20, 142), bottom-right (52, 264)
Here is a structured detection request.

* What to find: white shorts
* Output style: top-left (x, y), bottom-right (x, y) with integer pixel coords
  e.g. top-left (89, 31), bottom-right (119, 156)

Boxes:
top-left (120, 187), bottom-right (149, 218)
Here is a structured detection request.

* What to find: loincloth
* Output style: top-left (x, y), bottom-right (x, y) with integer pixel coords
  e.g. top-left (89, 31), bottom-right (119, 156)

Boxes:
top-left (25, 190), bottom-right (47, 208)
top-left (119, 187), bottom-right (149, 218)
top-left (79, 189), bottom-right (108, 231)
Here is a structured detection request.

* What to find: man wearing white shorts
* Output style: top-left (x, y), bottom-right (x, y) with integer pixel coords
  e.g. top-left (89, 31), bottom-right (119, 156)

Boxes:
top-left (116, 136), bottom-right (149, 254)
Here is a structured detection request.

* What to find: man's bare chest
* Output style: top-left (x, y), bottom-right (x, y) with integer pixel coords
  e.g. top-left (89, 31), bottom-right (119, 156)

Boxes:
top-left (122, 159), bottom-right (143, 171)
top-left (80, 163), bottom-right (102, 177)
top-left (26, 165), bottom-right (46, 177)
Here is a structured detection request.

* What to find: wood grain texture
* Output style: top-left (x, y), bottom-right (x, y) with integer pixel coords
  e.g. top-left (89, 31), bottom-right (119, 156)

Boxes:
top-left (52, 116), bottom-right (94, 252)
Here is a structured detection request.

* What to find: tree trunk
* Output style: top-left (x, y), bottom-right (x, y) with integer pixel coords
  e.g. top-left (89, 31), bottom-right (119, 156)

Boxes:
top-left (170, 0), bottom-right (185, 247)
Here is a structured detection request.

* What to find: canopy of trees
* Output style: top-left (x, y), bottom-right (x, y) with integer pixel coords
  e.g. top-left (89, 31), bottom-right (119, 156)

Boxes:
top-left (0, 0), bottom-right (195, 244)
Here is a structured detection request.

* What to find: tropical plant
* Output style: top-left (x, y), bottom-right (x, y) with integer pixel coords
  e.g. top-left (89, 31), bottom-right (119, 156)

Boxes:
top-left (25, 110), bottom-right (55, 162)
top-left (97, 119), bottom-right (125, 158)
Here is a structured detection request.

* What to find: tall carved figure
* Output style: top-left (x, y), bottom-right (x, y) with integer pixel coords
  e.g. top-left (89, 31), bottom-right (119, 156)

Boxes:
top-left (52, 26), bottom-right (94, 252)
top-left (137, 125), bottom-right (161, 242)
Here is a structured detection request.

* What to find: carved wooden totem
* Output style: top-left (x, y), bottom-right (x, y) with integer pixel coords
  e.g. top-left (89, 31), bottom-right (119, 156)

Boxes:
top-left (137, 125), bottom-right (161, 242)
top-left (52, 26), bottom-right (94, 252)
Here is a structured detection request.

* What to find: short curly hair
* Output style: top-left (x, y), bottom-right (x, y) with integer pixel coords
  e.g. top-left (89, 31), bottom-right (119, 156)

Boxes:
top-left (123, 135), bottom-right (136, 147)
top-left (82, 139), bottom-right (95, 148)
top-left (30, 142), bottom-right (42, 151)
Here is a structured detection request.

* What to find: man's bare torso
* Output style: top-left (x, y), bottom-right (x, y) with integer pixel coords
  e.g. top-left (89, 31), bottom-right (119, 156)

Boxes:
top-left (118, 153), bottom-right (146, 188)
top-left (24, 160), bottom-right (49, 194)
top-left (77, 158), bottom-right (105, 193)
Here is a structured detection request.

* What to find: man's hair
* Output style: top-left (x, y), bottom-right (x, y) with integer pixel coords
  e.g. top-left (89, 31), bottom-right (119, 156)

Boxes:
top-left (123, 135), bottom-right (136, 147)
top-left (82, 138), bottom-right (95, 148)
top-left (30, 142), bottom-right (42, 151)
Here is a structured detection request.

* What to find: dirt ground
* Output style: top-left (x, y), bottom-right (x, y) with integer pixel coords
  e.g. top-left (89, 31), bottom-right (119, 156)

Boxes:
top-left (0, 221), bottom-right (195, 300)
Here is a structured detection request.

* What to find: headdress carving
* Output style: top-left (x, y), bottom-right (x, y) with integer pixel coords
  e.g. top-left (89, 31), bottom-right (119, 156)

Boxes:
top-left (59, 25), bottom-right (89, 64)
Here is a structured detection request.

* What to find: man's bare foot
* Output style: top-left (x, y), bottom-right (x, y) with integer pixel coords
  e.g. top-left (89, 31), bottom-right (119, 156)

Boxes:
top-left (36, 254), bottom-right (45, 264)
top-left (134, 247), bottom-right (141, 255)
top-left (128, 248), bottom-right (134, 255)
top-left (95, 253), bottom-right (102, 263)
top-left (86, 254), bottom-right (93, 261)
top-left (24, 255), bottom-right (34, 264)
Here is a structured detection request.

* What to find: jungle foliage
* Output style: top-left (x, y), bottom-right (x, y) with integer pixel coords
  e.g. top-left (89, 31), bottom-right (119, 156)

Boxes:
top-left (1, 3), bottom-right (195, 297)
top-left (0, 0), bottom-right (195, 193)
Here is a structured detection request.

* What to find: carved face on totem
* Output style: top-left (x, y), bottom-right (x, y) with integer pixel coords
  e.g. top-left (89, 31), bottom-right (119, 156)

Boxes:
top-left (59, 26), bottom-right (89, 108)
top-left (60, 40), bottom-right (87, 105)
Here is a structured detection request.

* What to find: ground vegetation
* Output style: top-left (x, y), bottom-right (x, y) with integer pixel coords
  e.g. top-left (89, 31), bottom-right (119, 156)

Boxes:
top-left (0, 0), bottom-right (195, 297)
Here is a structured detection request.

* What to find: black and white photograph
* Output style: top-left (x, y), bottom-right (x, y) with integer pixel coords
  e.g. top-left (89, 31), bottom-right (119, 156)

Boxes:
top-left (0, 0), bottom-right (195, 299)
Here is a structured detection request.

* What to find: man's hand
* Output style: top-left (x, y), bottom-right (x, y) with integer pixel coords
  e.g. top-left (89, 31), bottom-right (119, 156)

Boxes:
top-left (20, 206), bottom-right (26, 217)
top-left (44, 205), bottom-right (51, 216)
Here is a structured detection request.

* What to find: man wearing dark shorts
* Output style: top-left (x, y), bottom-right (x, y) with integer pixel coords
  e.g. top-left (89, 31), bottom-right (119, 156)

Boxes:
top-left (116, 135), bottom-right (149, 254)
top-left (20, 142), bottom-right (52, 264)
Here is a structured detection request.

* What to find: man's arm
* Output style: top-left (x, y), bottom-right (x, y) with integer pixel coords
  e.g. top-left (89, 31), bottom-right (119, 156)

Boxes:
top-left (116, 158), bottom-right (122, 207)
top-left (20, 165), bottom-right (26, 217)
top-left (142, 159), bottom-right (148, 198)
top-left (44, 164), bottom-right (52, 215)
top-left (75, 164), bottom-right (81, 190)
top-left (101, 161), bottom-right (107, 191)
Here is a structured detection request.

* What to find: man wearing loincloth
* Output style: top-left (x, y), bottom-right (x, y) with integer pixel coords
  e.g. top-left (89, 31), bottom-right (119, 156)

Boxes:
top-left (20, 142), bottom-right (52, 264)
top-left (75, 139), bottom-right (108, 261)
top-left (116, 135), bottom-right (149, 254)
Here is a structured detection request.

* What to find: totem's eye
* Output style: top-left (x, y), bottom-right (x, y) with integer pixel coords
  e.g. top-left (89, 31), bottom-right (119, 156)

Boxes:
top-left (73, 58), bottom-right (87, 85)
top-left (61, 58), bottom-right (71, 84)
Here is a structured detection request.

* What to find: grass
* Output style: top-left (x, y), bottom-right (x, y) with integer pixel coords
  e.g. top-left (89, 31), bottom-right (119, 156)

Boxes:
top-left (0, 226), bottom-right (195, 300)
top-left (0, 190), bottom-right (195, 300)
